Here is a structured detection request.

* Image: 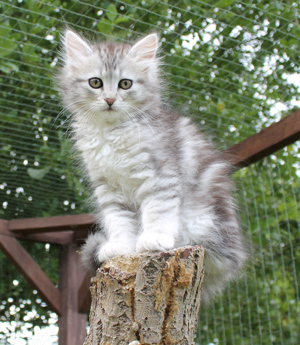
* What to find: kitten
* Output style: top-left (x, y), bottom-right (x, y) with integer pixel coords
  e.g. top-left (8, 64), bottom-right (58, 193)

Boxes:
top-left (58, 30), bottom-right (247, 303)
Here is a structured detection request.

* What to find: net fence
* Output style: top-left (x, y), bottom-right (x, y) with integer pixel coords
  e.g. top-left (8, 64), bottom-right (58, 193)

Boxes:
top-left (0, 0), bottom-right (300, 344)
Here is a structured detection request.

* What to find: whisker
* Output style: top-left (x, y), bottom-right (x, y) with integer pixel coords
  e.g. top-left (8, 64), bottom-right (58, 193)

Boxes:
top-left (126, 105), bottom-right (159, 139)
top-left (123, 109), bottom-right (141, 148)
top-left (53, 100), bottom-right (84, 126)
top-left (57, 103), bottom-right (95, 138)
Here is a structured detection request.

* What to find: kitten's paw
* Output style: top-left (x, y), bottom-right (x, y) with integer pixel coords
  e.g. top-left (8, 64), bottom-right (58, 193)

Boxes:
top-left (136, 233), bottom-right (175, 253)
top-left (97, 241), bottom-right (136, 263)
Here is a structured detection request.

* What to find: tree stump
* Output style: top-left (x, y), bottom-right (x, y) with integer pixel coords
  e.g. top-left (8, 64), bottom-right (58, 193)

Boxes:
top-left (84, 246), bottom-right (205, 345)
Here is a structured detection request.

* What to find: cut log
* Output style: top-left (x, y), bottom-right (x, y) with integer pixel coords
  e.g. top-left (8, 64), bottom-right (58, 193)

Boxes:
top-left (84, 246), bottom-right (205, 345)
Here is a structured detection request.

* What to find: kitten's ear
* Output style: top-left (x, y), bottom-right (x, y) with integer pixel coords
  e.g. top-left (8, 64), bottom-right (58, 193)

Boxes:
top-left (64, 30), bottom-right (92, 59)
top-left (129, 33), bottom-right (159, 60)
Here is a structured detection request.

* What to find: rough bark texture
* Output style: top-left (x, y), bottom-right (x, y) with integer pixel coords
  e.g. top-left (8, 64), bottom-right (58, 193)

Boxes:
top-left (84, 246), bottom-right (205, 345)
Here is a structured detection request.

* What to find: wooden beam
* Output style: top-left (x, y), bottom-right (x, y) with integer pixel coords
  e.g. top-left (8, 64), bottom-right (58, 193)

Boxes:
top-left (0, 220), bottom-right (73, 245)
top-left (8, 213), bottom-right (95, 235)
top-left (72, 229), bottom-right (89, 245)
top-left (0, 219), bottom-right (8, 234)
top-left (226, 109), bottom-right (300, 168)
top-left (17, 231), bottom-right (74, 245)
top-left (78, 273), bottom-right (92, 314)
top-left (0, 232), bottom-right (62, 315)
top-left (58, 244), bottom-right (87, 345)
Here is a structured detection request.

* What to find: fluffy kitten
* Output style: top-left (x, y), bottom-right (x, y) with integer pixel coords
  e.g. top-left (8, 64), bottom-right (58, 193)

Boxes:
top-left (58, 30), bottom-right (247, 303)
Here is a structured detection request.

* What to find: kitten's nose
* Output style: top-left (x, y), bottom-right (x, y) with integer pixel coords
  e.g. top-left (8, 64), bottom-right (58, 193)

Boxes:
top-left (105, 98), bottom-right (116, 106)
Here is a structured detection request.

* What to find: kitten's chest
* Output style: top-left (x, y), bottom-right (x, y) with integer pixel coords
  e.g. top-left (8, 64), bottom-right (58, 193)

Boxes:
top-left (77, 125), bottom-right (151, 188)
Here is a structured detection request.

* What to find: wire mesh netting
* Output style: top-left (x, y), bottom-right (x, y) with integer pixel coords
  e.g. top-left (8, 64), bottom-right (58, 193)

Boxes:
top-left (0, 0), bottom-right (300, 344)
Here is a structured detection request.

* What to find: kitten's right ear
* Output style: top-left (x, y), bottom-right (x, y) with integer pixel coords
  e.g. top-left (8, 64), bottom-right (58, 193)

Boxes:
top-left (129, 33), bottom-right (159, 60)
top-left (64, 30), bottom-right (92, 59)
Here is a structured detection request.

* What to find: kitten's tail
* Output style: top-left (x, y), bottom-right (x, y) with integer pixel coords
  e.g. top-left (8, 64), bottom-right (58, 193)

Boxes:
top-left (80, 232), bottom-right (106, 274)
top-left (200, 247), bottom-right (248, 304)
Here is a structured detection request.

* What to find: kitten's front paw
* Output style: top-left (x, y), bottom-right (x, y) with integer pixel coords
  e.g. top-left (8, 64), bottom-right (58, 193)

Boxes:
top-left (136, 233), bottom-right (175, 253)
top-left (97, 241), bottom-right (136, 263)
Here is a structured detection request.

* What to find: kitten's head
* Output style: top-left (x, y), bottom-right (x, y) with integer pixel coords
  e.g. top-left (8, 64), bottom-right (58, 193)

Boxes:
top-left (59, 30), bottom-right (161, 126)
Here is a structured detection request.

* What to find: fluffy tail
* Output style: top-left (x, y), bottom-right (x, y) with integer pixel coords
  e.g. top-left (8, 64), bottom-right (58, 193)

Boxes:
top-left (200, 248), bottom-right (247, 304)
top-left (80, 232), bottom-right (106, 274)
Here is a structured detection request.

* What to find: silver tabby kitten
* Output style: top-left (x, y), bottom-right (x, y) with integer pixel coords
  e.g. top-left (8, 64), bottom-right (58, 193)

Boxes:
top-left (59, 30), bottom-right (247, 303)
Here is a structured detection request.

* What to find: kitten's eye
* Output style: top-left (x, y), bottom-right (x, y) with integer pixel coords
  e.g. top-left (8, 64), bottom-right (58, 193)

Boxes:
top-left (119, 79), bottom-right (132, 90)
top-left (89, 78), bottom-right (103, 89)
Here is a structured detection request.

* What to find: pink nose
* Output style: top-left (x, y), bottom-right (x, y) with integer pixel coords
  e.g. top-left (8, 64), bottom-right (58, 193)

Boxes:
top-left (105, 98), bottom-right (116, 106)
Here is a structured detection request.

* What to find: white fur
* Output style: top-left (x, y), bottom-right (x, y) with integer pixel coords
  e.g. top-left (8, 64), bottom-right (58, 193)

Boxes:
top-left (58, 31), bottom-right (247, 303)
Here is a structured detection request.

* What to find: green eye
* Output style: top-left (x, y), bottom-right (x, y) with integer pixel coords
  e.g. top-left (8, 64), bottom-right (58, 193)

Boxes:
top-left (88, 78), bottom-right (103, 89)
top-left (119, 79), bottom-right (132, 90)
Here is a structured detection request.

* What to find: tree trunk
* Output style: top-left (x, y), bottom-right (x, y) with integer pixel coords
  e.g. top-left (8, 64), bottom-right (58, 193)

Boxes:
top-left (84, 246), bottom-right (205, 345)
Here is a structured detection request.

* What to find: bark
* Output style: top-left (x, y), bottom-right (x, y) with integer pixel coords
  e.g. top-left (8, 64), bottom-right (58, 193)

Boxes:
top-left (84, 246), bottom-right (205, 345)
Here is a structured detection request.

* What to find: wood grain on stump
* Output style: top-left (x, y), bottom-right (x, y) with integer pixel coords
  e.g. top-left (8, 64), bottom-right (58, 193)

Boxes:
top-left (84, 246), bottom-right (205, 345)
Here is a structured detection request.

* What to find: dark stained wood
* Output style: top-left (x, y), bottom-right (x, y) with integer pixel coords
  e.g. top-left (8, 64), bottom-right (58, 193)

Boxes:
top-left (18, 231), bottom-right (74, 245)
top-left (0, 220), bottom-right (73, 244)
top-left (72, 229), bottom-right (90, 245)
top-left (0, 219), bottom-right (8, 234)
top-left (78, 273), bottom-right (92, 314)
top-left (226, 109), bottom-right (300, 168)
top-left (58, 244), bottom-right (87, 345)
top-left (0, 234), bottom-right (62, 315)
top-left (8, 213), bottom-right (96, 235)
top-left (1, 219), bottom-right (73, 244)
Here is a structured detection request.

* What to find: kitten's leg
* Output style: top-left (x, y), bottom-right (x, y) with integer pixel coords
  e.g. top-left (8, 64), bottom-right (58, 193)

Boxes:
top-left (136, 188), bottom-right (182, 253)
top-left (93, 184), bottom-right (138, 263)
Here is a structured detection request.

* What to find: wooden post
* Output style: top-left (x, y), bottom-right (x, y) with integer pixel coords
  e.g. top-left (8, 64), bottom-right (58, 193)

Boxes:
top-left (58, 243), bottom-right (87, 345)
top-left (0, 220), bottom-right (62, 315)
top-left (84, 246), bottom-right (205, 345)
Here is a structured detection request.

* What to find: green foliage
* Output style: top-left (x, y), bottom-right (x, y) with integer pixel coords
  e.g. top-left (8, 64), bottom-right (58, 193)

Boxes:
top-left (0, 0), bottom-right (300, 343)
top-left (0, 242), bottom-right (59, 343)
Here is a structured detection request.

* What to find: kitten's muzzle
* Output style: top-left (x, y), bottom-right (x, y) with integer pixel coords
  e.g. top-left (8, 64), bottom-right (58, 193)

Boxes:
top-left (105, 98), bottom-right (116, 106)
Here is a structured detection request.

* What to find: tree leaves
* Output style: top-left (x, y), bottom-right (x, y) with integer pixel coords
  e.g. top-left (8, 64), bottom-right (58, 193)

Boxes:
top-left (106, 3), bottom-right (118, 22)
top-left (97, 3), bottom-right (129, 34)
top-left (97, 19), bottom-right (112, 34)
top-left (27, 166), bottom-right (51, 180)
top-left (0, 22), bottom-right (18, 57)
top-left (0, 61), bottom-right (19, 74)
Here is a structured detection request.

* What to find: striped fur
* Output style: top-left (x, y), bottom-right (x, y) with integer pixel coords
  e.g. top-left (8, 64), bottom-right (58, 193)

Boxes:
top-left (58, 30), bottom-right (247, 303)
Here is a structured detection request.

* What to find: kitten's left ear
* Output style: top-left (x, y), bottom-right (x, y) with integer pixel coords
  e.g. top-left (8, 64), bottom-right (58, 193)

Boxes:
top-left (64, 30), bottom-right (92, 59)
top-left (129, 33), bottom-right (159, 60)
